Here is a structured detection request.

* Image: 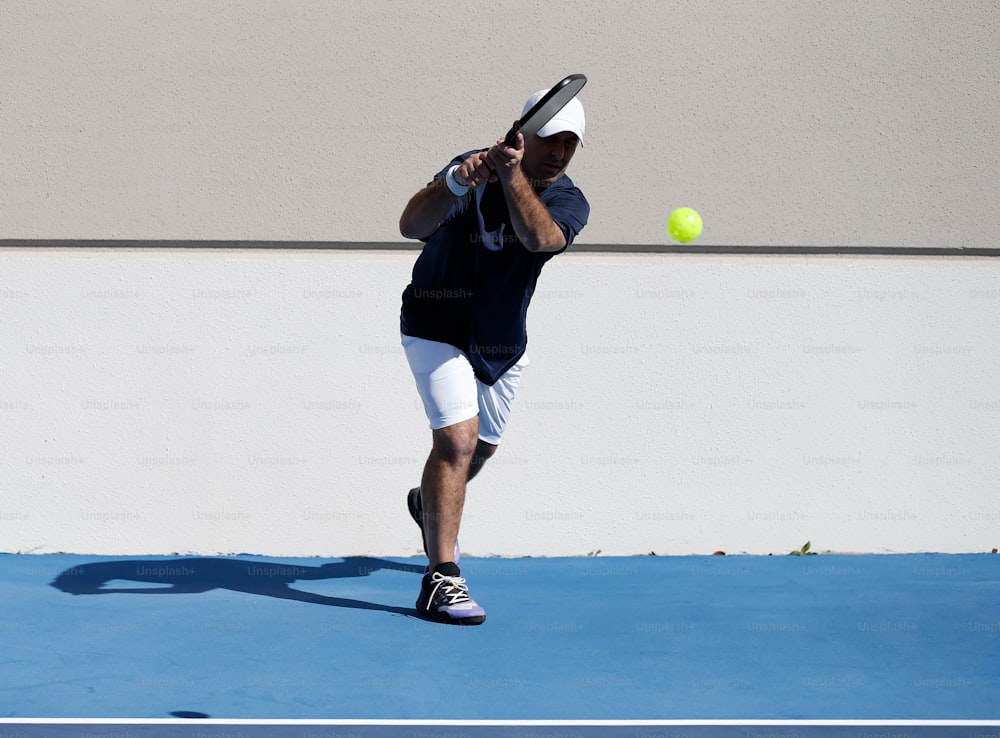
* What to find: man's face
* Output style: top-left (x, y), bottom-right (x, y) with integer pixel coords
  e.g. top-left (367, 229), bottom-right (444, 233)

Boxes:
top-left (520, 131), bottom-right (580, 188)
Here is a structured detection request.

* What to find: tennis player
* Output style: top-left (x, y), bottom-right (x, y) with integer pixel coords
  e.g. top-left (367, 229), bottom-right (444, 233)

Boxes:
top-left (398, 88), bottom-right (590, 625)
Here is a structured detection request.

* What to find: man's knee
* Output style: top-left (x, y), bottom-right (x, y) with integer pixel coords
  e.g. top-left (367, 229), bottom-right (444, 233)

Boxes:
top-left (432, 417), bottom-right (480, 464)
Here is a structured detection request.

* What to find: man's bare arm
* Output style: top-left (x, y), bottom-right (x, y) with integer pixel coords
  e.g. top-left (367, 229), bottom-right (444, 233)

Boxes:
top-left (398, 177), bottom-right (458, 241)
top-left (487, 136), bottom-right (566, 253)
top-left (498, 167), bottom-right (566, 253)
top-left (399, 150), bottom-right (497, 240)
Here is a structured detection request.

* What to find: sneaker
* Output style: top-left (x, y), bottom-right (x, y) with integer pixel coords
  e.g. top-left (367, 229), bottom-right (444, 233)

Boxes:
top-left (407, 487), bottom-right (460, 565)
top-left (416, 564), bottom-right (485, 625)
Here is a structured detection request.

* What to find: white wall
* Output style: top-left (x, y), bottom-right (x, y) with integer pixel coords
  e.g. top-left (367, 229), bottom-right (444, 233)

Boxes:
top-left (3, 248), bottom-right (997, 556)
top-left (2, 2), bottom-right (997, 555)
top-left (2, 1), bottom-right (998, 248)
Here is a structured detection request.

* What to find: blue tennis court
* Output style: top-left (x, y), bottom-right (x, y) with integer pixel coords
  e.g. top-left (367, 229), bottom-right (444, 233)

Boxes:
top-left (1, 551), bottom-right (997, 735)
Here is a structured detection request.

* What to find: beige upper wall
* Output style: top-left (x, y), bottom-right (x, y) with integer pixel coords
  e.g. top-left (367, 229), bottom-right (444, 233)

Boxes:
top-left (2, 0), bottom-right (997, 247)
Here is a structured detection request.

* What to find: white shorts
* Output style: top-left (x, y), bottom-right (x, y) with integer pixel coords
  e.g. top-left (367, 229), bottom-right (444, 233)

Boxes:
top-left (401, 334), bottom-right (528, 445)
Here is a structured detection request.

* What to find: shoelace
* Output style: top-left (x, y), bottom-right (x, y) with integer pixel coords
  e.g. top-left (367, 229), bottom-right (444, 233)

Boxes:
top-left (430, 573), bottom-right (472, 605)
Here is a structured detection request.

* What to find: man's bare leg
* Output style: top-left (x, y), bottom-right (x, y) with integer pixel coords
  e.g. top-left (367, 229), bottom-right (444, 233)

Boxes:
top-left (414, 422), bottom-right (495, 624)
top-left (467, 438), bottom-right (498, 483)
top-left (420, 416), bottom-right (479, 570)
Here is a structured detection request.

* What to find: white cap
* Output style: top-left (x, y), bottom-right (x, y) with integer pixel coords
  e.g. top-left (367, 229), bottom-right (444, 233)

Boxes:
top-left (521, 89), bottom-right (586, 146)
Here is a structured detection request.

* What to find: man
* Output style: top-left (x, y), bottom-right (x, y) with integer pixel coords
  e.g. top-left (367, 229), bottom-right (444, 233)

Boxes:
top-left (398, 88), bottom-right (589, 625)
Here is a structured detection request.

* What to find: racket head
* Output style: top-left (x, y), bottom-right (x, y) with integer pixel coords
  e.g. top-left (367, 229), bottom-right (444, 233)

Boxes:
top-left (504, 74), bottom-right (587, 146)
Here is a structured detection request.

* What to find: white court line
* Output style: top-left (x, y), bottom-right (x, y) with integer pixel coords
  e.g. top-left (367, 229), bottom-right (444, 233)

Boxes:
top-left (0, 718), bottom-right (998, 726)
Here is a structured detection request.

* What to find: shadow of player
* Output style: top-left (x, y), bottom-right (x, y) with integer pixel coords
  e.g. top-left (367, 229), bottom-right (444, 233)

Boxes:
top-left (50, 556), bottom-right (425, 617)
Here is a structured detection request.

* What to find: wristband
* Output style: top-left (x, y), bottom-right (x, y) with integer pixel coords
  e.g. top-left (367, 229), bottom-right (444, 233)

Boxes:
top-left (445, 165), bottom-right (470, 196)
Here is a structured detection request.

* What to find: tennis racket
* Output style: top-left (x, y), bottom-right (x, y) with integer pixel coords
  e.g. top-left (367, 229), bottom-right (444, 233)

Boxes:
top-left (502, 73), bottom-right (587, 146)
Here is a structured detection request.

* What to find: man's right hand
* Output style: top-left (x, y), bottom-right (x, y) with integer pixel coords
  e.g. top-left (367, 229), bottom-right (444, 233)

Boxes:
top-left (454, 150), bottom-right (496, 189)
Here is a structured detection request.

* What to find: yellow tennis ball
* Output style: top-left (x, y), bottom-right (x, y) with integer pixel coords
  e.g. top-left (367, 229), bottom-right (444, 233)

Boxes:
top-left (667, 207), bottom-right (703, 243)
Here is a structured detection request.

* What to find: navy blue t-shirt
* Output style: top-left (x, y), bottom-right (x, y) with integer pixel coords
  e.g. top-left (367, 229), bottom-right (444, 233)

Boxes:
top-left (400, 151), bottom-right (590, 385)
